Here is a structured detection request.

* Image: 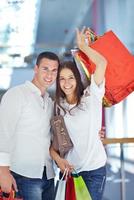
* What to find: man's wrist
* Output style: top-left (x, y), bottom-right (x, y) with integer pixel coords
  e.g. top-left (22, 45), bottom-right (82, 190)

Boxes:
top-left (0, 166), bottom-right (10, 175)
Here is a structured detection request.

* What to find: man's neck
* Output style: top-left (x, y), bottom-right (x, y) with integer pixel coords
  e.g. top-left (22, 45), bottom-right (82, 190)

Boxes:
top-left (32, 79), bottom-right (46, 97)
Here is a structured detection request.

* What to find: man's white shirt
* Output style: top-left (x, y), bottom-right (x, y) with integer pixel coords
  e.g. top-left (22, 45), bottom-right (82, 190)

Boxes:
top-left (0, 81), bottom-right (54, 179)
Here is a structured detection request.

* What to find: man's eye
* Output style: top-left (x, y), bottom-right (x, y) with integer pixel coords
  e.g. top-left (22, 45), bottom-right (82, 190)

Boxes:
top-left (43, 67), bottom-right (48, 71)
top-left (41, 67), bottom-right (48, 71)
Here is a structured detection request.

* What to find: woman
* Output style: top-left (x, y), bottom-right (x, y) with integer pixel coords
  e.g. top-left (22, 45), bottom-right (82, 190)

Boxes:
top-left (50, 28), bottom-right (107, 200)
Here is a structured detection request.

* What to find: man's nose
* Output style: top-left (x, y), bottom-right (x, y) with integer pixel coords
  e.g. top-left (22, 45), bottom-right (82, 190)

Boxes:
top-left (46, 70), bottom-right (53, 77)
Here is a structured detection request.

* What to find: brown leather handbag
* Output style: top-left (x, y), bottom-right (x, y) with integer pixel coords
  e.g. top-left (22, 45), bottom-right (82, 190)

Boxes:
top-left (51, 102), bottom-right (73, 158)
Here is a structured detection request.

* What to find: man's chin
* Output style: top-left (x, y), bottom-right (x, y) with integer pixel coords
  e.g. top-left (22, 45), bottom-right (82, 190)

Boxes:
top-left (45, 82), bottom-right (53, 88)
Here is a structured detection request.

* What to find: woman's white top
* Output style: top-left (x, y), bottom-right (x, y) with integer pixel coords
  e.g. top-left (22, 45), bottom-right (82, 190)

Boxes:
top-left (60, 75), bottom-right (107, 172)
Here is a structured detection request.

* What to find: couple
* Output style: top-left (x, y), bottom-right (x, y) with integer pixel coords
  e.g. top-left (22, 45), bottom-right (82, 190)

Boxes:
top-left (0, 28), bottom-right (107, 200)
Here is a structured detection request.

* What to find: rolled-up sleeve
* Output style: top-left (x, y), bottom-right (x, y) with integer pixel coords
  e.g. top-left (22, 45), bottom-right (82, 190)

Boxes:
top-left (0, 88), bottom-right (22, 165)
top-left (84, 75), bottom-right (105, 101)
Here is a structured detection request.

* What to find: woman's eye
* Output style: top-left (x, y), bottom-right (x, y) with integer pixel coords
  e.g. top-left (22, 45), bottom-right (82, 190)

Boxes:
top-left (59, 78), bottom-right (64, 81)
top-left (52, 69), bottom-right (58, 73)
top-left (70, 76), bottom-right (75, 79)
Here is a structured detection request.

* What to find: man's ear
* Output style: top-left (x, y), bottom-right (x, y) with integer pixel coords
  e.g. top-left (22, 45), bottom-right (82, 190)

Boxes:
top-left (34, 65), bottom-right (38, 74)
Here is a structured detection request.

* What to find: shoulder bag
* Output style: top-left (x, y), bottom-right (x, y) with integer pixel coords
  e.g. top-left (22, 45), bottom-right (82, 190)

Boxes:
top-left (51, 102), bottom-right (73, 158)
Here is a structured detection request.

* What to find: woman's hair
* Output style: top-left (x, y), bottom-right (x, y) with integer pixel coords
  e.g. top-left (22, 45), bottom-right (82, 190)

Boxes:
top-left (56, 59), bottom-right (84, 112)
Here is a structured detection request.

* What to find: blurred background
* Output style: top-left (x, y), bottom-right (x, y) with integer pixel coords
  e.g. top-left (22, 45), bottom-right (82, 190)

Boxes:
top-left (0, 0), bottom-right (134, 199)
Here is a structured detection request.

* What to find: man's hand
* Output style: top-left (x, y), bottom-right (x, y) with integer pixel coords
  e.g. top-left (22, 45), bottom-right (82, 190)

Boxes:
top-left (99, 126), bottom-right (106, 141)
top-left (0, 166), bottom-right (18, 193)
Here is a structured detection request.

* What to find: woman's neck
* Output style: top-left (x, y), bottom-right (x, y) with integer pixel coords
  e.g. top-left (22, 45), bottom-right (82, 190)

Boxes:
top-left (66, 95), bottom-right (77, 105)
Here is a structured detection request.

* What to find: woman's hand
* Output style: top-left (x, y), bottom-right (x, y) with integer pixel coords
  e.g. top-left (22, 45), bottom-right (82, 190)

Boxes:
top-left (50, 146), bottom-right (74, 174)
top-left (76, 27), bottom-right (88, 51)
top-left (76, 27), bottom-right (107, 85)
top-left (56, 157), bottom-right (74, 174)
top-left (76, 27), bottom-right (94, 50)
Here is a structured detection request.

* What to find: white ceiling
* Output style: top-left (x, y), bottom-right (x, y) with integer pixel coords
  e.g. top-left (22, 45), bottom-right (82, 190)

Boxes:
top-left (36, 0), bottom-right (94, 55)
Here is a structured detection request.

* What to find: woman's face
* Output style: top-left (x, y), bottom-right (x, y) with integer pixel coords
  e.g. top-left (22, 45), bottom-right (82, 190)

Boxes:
top-left (59, 68), bottom-right (77, 98)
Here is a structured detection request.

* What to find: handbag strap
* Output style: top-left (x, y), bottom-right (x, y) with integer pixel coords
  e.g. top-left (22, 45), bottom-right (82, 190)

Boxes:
top-left (54, 101), bottom-right (60, 116)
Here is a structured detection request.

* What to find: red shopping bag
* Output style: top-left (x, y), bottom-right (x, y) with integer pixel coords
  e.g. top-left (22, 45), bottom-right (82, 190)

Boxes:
top-left (0, 189), bottom-right (22, 200)
top-left (74, 30), bottom-right (134, 106)
top-left (0, 189), bottom-right (14, 200)
top-left (65, 176), bottom-right (76, 200)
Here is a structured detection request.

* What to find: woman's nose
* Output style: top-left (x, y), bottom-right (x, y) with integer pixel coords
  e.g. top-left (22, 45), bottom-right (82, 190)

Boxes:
top-left (64, 79), bottom-right (70, 85)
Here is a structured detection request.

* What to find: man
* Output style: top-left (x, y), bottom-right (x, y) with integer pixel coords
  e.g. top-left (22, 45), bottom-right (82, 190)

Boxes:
top-left (0, 52), bottom-right (60, 200)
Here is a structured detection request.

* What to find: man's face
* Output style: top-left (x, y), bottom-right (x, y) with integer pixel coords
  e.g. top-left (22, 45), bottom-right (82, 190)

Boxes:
top-left (34, 58), bottom-right (59, 89)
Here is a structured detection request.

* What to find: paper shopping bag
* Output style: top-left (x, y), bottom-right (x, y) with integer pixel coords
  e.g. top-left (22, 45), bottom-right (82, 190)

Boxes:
top-left (0, 189), bottom-right (22, 200)
top-left (74, 30), bottom-right (134, 106)
top-left (73, 175), bottom-right (92, 200)
top-left (0, 189), bottom-right (14, 200)
top-left (54, 169), bottom-right (68, 200)
top-left (55, 180), bottom-right (66, 200)
top-left (65, 176), bottom-right (76, 200)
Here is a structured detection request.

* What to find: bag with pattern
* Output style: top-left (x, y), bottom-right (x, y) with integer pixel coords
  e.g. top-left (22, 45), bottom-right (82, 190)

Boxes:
top-left (51, 102), bottom-right (73, 158)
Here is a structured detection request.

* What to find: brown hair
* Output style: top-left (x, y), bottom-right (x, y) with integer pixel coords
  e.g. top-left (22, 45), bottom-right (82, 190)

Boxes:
top-left (36, 51), bottom-right (60, 66)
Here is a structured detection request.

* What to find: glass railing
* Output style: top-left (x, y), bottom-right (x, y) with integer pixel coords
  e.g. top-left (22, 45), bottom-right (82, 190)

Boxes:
top-left (103, 138), bottom-right (134, 200)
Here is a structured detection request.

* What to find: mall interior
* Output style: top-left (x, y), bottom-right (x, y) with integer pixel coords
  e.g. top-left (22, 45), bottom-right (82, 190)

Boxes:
top-left (0, 0), bottom-right (134, 199)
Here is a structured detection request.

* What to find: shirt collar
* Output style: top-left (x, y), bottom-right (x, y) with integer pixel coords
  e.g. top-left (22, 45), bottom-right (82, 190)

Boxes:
top-left (25, 81), bottom-right (50, 99)
top-left (25, 81), bottom-right (42, 96)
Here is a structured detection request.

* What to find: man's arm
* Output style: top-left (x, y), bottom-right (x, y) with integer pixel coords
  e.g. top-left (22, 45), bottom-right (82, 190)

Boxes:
top-left (0, 88), bottom-right (22, 193)
top-left (99, 126), bottom-right (106, 141)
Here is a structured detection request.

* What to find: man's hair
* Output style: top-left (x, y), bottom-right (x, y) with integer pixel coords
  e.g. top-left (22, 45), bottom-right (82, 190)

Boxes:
top-left (36, 51), bottom-right (60, 66)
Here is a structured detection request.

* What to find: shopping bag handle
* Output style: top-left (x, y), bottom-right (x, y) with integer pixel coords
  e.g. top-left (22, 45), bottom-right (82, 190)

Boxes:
top-left (71, 169), bottom-right (79, 177)
top-left (60, 168), bottom-right (69, 181)
top-left (0, 188), bottom-right (15, 199)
